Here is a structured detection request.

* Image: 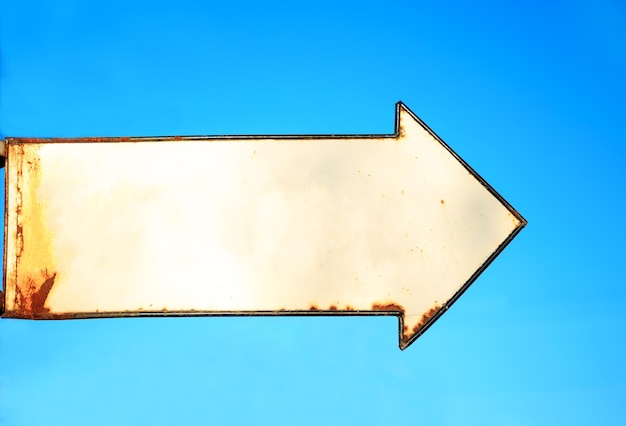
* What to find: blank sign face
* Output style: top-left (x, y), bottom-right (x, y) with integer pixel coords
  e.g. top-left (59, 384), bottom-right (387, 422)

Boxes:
top-left (1, 103), bottom-right (524, 349)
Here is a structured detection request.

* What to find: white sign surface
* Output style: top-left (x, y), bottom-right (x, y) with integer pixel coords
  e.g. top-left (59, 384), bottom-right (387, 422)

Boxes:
top-left (2, 103), bottom-right (525, 349)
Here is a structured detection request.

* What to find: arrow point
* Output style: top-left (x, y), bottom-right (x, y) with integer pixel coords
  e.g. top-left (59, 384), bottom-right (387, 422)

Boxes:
top-left (398, 304), bottom-right (447, 350)
top-left (394, 101), bottom-right (426, 140)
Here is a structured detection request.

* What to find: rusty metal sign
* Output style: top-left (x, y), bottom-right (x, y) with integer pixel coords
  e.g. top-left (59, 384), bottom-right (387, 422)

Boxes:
top-left (0, 102), bottom-right (525, 349)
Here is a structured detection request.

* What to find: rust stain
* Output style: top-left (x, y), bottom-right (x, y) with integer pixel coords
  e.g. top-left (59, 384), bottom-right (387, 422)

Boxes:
top-left (345, 305), bottom-right (354, 311)
top-left (371, 302), bottom-right (405, 314)
top-left (309, 305), bottom-right (318, 311)
top-left (9, 144), bottom-right (58, 317)
top-left (15, 224), bottom-right (23, 256)
top-left (329, 305), bottom-right (337, 311)
top-left (412, 304), bottom-right (441, 334)
top-left (30, 273), bottom-right (56, 313)
top-left (13, 270), bottom-right (57, 318)
top-left (403, 328), bottom-right (411, 342)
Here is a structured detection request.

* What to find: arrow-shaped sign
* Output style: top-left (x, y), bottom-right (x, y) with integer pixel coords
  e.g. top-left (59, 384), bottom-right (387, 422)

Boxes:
top-left (0, 102), bottom-right (525, 349)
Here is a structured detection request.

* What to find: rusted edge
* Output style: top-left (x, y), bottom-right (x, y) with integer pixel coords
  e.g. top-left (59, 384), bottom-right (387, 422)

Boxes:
top-left (2, 309), bottom-right (402, 320)
top-left (2, 144), bottom-right (7, 317)
top-left (412, 304), bottom-right (442, 335)
top-left (2, 143), bottom-right (58, 318)
top-left (371, 302), bottom-right (404, 314)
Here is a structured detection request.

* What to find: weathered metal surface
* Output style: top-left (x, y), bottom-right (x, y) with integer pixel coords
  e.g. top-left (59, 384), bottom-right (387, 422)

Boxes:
top-left (1, 102), bottom-right (526, 349)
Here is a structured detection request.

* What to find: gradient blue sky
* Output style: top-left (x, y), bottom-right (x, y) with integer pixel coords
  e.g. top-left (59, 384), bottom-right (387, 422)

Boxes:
top-left (1, 1), bottom-right (625, 425)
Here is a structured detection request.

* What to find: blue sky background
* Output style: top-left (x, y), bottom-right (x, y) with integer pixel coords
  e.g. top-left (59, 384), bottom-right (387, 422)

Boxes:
top-left (0, 0), bottom-right (625, 425)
